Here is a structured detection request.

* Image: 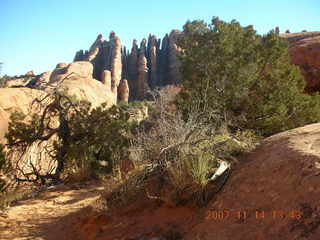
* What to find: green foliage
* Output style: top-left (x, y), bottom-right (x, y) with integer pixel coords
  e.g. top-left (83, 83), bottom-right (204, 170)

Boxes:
top-left (177, 17), bottom-right (320, 136)
top-left (0, 75), bottom-right (12, 87)
top-left (0, 144), bottom-right (8, 193)
top-left (5, 90), bottom-right (135, 183)
top-left (65, 104), bottom-right (135, 178)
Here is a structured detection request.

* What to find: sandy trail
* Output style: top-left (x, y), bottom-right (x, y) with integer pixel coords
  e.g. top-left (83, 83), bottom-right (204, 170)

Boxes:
top-left (0, 182), bottom-right (104, 240)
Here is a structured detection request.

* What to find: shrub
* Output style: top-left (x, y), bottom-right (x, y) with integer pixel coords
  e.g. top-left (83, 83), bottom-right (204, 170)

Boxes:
top-left (0, 145), bottom-right (9, 193)
top-left (5, 89), bottom-right (135, 184)
top-left (128, 89), bottom-right (256, 206)
top-left (177, 17), bottom-right (320, 136)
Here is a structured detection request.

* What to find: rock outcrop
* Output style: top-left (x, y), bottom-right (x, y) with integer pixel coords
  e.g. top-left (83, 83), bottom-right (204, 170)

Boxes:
top-left (168, 30), bottom-right (182, 85)
top-left (0, 88), bottom-right (54, 178)
top-left (1, 61), bottom-right (117, 141)
top-left (26, 71), bottom-right (35, 76)
top-left (281, 31), bottom-right (320, 92)
top-left (49, 61), bottom-right (93, 84)
top-left (122, 30), bottom-right (182, 100)
top-left (0, 88), bottom-right (45, 142)
top-left (27, 71), bottom-right (51, 89)
top-left (74, 32), bottom-right (124, 100)
top-left (147, 35), bottom-right (158, 89)
top-left (74, 30), bottom-right (182, 101)
top-left (127, 40), bottom-right (139, 101)
top-left (0, 60), bottom-right (117, 180)
top-left (101, 70), bottom-right (112, 89)
top-left (87, 34), bottom-right (103, 61)
top-left (118, 79), bottom-right (129, 103)
top-left (3, 71), bottom-right (51, 89)
top-left (137, 39), bottom-right (148, 100)
top-left (110, 32), bottom-right (122, 93)
top-left (4, 77), bottom-right (32, 88)
top-left (47, 61), bottom-right (116, 108)
top-left (74, 123), bottom-right (320, 240)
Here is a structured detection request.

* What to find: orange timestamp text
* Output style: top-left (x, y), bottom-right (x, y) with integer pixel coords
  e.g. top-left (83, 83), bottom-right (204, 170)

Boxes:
top-left (206, 209), bottom-right (303, 220)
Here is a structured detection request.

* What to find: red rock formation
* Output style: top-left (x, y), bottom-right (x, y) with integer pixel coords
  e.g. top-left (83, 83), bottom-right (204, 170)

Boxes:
top-left (49, 62), bottom-right (93, 83)
top-left (110, 32), bottom-right (122, 93)
top-left (281, 31), bottom-right (320, 92)
top-left (137, 39), bottom-right (148, 100)
top-left (168, 30), bottom-right (182, 85)
top-left (28, 71), bottom-right (52, 89)
top-left (127, 40), bottom-right (139, 100)
top-left (147, 35), bottom-right (158, 89)
top-left (74, 30), bottom-right (183, 101)
top-left (118, 79), bottom-right (129, 103)
top-left (87, 34), bottom-right (103, 61)
top-left (26, 71), bottom-right (34, 76)
top-left (101, 70), bottom-right (112, 90)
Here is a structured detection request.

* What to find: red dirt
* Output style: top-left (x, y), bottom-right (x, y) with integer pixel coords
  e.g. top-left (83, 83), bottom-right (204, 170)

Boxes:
top-left (1, 123), bottom-right (320, 239)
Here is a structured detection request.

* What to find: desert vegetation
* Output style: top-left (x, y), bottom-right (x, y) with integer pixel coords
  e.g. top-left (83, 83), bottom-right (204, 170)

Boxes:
top-left (177, 17), bottom-right (320, 136)
top-left (1, 17), bottom-right (320, 213)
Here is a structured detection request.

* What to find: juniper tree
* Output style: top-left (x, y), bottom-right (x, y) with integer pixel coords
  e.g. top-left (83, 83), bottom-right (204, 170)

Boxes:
top-left (177, 17), bottom-right (320, 136)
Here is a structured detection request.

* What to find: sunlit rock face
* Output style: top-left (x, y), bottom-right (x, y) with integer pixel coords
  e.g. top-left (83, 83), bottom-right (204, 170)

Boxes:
top-left (0, 60), bottom-right (118, 180)
top-left (74, 30), bottom-right (182, 101)
top-left (281, 31), bottom-right (320, 93)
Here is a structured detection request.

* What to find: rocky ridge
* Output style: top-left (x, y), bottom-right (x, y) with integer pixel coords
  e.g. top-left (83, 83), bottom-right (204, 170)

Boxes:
top-left (74, 30), bottom-right (182, 101)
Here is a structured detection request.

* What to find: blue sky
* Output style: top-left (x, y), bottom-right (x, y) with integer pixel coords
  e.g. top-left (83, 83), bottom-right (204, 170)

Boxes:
top-left (0, 0), bottom-right (319, 76)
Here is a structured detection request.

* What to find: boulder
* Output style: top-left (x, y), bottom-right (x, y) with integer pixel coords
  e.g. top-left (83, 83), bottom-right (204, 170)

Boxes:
top-left (0, 88), bottom-right (46, 142)
top-left (0, 64), bottom-right (117, 180)
top-left (25, 71), bottom-right (52, 89)
top-left (56, 74), bottom-right (117, 108)
top-left (49, 61), bottom-right (94, 84)
top-left (4, 77), bottom-right (33, 88)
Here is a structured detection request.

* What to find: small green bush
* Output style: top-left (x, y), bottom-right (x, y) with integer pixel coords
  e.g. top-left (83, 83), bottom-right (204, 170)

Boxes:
top-left (5, 90), bottom-right (135, 184)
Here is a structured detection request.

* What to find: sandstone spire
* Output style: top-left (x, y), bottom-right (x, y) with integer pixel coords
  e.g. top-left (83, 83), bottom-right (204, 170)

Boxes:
top-left (147, 35), bottom-right (158, 89)
top-left (137, 39), bottom-right (148, 100)
top-left (110, 32), bottom-right (122, 93)
top-left (118, 79), bottom-right (129, 103)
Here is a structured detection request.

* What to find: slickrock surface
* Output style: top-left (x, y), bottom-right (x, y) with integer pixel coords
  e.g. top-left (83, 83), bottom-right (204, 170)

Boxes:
top-left (3, 123), bottom-right (318, 239)
top-left (73, 123), bottom-right (320, 240)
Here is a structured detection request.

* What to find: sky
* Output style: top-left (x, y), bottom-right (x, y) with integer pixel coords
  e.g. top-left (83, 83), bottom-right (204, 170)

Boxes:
top-left (0, 0), bottom-right (319, 76)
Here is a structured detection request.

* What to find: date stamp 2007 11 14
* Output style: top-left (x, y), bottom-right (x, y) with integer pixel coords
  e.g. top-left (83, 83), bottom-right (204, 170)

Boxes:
top-left (206, 209), bottom-right (303, 221)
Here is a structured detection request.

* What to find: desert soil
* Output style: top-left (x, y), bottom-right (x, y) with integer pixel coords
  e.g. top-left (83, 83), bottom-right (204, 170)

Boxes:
top-left (1, 123), bottom-right (320, 240)
top-left (0, 181), bottom-right (104, 240)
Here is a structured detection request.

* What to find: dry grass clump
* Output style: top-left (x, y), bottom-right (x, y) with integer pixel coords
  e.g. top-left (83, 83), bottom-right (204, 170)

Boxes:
top-left (98, 88), bottom-right (258, 210)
